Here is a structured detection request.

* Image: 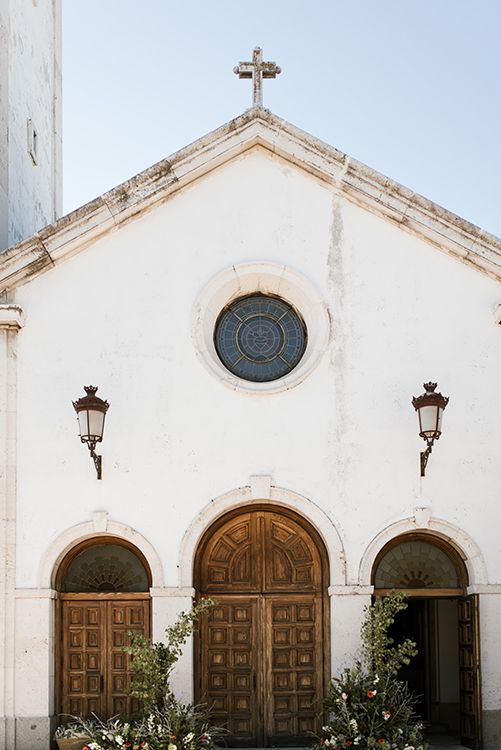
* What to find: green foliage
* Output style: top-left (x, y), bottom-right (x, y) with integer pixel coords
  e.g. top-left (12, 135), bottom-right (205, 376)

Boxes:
top-left (123, 598), bottom-right (215, 714)
top-left (360, 591), bottom-right (418, 676)
top-left (316, 593), bottom-right (427, 750)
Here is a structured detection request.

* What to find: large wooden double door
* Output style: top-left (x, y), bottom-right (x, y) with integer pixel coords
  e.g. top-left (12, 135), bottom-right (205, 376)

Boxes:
top-left (195, 508), bottom-right (328, 747)
top-left (60, 594), bottom-right (150, 718)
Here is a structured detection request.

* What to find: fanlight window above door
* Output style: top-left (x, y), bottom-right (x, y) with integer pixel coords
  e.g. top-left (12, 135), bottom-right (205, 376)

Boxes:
top-left (374, 540), bottom-right (461, 590)
top-left (62, 543), bottom-right (150, 593)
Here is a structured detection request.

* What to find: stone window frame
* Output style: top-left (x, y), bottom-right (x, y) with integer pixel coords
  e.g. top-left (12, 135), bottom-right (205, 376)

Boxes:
top-left (192, 261), bottom-right (330, 394)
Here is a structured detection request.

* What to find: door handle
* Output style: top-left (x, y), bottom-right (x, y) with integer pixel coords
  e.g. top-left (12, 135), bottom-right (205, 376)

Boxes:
top-left (253, 672), bottom-right (256, 690)
top-left (100, 674), bottom-right (104, 692)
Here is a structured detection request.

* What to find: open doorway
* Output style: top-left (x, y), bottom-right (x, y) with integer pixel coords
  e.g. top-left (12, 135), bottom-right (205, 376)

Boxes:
top-left (391, 598), bottom-right (460, 735)
top-left (372, 533), bottom-right (482, 750)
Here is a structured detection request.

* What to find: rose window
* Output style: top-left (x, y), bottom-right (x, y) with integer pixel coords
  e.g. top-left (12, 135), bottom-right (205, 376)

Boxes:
top-left (214, 294), bottom-right (307, 382)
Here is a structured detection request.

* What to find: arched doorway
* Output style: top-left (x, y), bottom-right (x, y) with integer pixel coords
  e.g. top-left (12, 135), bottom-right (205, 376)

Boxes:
top-left (56, 537), bottom-right (151, 719)
top-left (194, 506), bottom-right (330, 747)
top-left (372, 532), bottom-right (482, 750)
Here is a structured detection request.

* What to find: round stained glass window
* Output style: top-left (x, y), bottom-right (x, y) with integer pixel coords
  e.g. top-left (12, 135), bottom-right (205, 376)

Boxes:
top-left (214, 294), bottom-right (307, 382)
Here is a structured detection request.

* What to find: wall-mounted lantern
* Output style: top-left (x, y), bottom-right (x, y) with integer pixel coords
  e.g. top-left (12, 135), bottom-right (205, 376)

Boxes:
top-left (72, 386), bottom-right (110, 479)
top-left (412, 382), bottom-right (449, 477)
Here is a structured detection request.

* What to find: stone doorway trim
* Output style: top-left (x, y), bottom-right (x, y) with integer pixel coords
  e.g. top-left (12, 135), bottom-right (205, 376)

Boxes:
top-left (38, 512), bottom-right (165, 590)
top-left (358, 516), bottom-right (488, 589)
top-left (178, 483), bottom-right (346, 588)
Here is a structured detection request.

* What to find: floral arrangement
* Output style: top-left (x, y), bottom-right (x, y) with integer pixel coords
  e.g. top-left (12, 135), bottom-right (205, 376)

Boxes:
top-left (54, 716), bottom-right (96, 744)
top-left (56, 703), bottom-right (222, 750)
top-left (54, 719), bottom-right (96, 739)
top-left (315, 593), bottom-right (427, 750)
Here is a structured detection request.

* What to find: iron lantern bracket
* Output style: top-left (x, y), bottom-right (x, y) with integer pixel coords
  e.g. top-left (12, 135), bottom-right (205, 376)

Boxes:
top-left (85, 440), bottom-right (103, 480)
top-left (420, 438), bottom-right (434, 477)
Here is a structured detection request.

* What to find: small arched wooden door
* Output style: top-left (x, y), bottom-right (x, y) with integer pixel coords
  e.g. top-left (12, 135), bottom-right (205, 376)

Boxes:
top-left (194, 507), bottom-right (329, 748)
top-left (57, 538), bottom-right (151, 719)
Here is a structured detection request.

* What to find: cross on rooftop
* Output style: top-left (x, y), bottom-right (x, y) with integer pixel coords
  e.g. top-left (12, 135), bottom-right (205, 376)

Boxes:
top-left (234, 47), bottom-right (281, 108)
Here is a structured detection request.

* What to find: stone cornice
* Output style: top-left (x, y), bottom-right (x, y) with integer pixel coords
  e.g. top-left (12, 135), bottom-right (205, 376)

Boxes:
top-left (0, 304), bottom-right (24, 329)
top-left (1, 107), bottom-right (500, 292)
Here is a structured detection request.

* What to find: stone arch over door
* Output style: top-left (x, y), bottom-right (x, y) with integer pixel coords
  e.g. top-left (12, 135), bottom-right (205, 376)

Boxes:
top-left (358, 516), bottom-right (487, 589)
top-left (39, 514), bottom-right (164, 589)
top-left (179, 483), bottom-right (346, 588)
top-left (55, 535), bottom-right (152, 720)
top-left (194, 504), bottom-right (330, 748)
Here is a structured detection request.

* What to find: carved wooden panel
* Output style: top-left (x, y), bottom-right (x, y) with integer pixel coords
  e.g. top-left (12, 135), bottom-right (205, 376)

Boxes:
top-left (199, 511), bottom-right (322, 595)
top-left (264, 513), bottom-right (321, 593)
top-left (61, 597), bottom-right (150, 719)
top-left (197, 509), bottom-right (327, 747)
top-left (62, 601), bottom-right (106, 717)
top-left (199, 597), bottom-right (260, 746)
top-left (200, 514), bottom-right (261, 593)
top-left (458, 595), bottom-right (483, 750)
top-left (265, 595), bottom-right (322, 744)
top-left (107, 601), bottom-right (150, 717)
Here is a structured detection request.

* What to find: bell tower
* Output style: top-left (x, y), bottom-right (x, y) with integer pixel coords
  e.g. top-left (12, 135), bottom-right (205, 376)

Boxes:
top-left (0, 0), bottom-right (62, 252)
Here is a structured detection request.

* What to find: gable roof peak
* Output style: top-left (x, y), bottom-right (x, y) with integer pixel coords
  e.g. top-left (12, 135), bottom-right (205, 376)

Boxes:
top-left (0, 107), bottom-right (500, 292)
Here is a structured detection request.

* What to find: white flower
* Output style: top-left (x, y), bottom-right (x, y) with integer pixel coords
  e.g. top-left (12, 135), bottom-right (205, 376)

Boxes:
top-left (373, 674), bottom-right (380, 684)
top-left (341, 692), bottom-right (347, 700)
top-left (116, 737), bottom-right (125, 747)
top-left (168, 743), bottom-right (178, 750)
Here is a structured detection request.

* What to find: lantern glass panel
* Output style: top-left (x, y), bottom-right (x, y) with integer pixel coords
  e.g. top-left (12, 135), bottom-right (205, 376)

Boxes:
top-left (419, 404), bottom-right (440, 438)
top-left (78, 409), bottom-right (105, 441)
top-left (77, 410), bottom-right (90, 440)
top-left (88, 409), bottom-right (105, 440)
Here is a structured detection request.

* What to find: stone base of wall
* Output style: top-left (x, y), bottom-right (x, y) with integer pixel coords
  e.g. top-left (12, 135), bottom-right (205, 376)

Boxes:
top-left (484, 709), bottom-right (501, 749)
top-left (14, 716), bottom-right (54, 750)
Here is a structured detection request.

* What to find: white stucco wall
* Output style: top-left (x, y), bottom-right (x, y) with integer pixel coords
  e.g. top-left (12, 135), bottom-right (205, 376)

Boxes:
top-left (13, 147), bottom-right (501, 587)
top-left (0, 0), bottom-right (61, 251)
top-left (7, 145), bottom-right (501, 742)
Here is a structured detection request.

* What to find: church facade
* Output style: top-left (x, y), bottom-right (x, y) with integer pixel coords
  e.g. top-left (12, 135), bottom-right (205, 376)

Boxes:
top-left (1, 8), bottom-right (501, 750)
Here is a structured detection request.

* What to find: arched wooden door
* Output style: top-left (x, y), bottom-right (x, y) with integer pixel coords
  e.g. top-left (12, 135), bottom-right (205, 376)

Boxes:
top-left (56, 538), bottom-right (151, 719)
top-left (195, 507), bottom-right (329, 748)
top-left (372, 533), bottom-right (482, 750)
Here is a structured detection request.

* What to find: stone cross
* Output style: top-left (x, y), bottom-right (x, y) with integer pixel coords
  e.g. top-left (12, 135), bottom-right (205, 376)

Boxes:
top-left (234, 47), bottom-right (281, 108)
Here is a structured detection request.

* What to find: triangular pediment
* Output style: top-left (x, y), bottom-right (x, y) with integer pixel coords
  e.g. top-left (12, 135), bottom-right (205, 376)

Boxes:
top-left (1, 106), bottom-right (500, 292)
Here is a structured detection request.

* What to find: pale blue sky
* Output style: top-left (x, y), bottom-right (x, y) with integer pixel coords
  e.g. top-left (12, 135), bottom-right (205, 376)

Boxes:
top-left (63, 1), bottom-right (501, 236)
